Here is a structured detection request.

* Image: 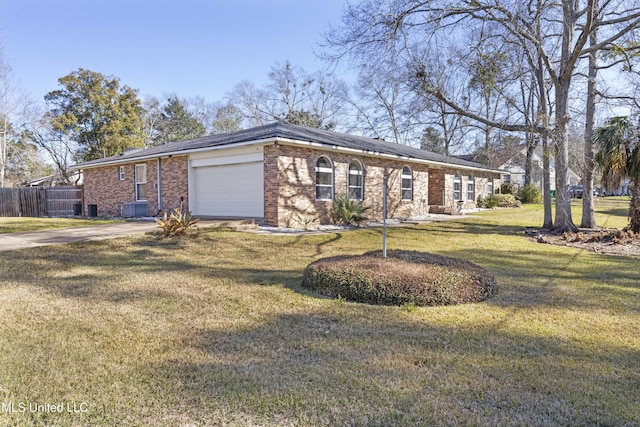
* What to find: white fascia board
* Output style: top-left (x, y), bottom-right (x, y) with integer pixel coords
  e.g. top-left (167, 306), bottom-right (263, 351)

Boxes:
top-left (72, 138), bottom-right (278, 170)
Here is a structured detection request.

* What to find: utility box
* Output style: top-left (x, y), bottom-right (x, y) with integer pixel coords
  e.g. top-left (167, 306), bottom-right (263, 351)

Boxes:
top-left (121, 202), bottom-right (148, 218)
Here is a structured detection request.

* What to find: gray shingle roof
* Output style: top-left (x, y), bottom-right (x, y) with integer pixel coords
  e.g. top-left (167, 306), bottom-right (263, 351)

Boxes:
top-left (75, 122), bottom-right (499, 172)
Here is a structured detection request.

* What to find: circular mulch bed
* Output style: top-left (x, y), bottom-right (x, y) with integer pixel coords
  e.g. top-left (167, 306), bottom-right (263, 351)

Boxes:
top-left (302, 250), bottom-right (496, 306)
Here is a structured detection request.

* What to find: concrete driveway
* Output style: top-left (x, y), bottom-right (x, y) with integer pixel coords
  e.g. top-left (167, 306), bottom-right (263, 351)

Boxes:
top-left (0, 221), bottom-right (161, 251)
top-left (0, 219), bottom-right (259, 251)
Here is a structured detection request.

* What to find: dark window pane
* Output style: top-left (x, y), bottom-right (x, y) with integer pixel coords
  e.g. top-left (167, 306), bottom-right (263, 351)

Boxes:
top-left (316, 186), bottom-right (332, 200)
top-left (349, 174), bottom-right (362, 186)
top-left (316, 172), bottom-right (332, 185)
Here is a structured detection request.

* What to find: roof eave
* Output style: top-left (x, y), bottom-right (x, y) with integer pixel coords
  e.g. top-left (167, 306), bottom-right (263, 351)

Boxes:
top-left (72, 137), bottom-right (281, 170)
top-left (73, 134), bottom-right (504, 175)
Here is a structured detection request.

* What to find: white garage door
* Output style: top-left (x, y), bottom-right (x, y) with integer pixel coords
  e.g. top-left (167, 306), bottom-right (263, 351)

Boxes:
top-left (192, 162), bottom-right (264, 217)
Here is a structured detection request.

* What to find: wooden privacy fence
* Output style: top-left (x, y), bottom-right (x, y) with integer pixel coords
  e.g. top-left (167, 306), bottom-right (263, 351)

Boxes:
top-left (0, 186), bottom-right (84, 217)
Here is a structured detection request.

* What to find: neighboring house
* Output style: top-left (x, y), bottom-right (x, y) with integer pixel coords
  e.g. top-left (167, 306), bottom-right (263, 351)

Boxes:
top-left (24, 171), bottom-right (83, 187)
top-left (73, 122), bottom-right (503, 227)
top-left (493, 144), bottom-right (580, 191)
top-left (602, 177), bottom-right (632, 196)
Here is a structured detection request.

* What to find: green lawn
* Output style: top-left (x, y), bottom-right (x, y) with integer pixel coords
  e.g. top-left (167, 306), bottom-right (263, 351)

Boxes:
top-left (0, 217), bottom-right (124, 234)
top-left (0, 200), bottom-right (637, 426)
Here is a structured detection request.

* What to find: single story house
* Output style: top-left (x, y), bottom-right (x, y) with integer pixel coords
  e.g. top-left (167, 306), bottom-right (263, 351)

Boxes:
top-left (74, 122), bottom-right (503, 227)
top-left (24, 171), bottom-right (83, 187)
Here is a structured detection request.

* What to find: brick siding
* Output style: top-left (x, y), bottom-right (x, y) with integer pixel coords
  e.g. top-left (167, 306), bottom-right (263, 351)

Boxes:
top-left (83, 155), bottom-right (188, 217)
top-left (83, 144), bottom-right (499, 225)
top-left (264, 143), bottom-right (430, 227)
top-left (430, 168), bottom-right (499, 212)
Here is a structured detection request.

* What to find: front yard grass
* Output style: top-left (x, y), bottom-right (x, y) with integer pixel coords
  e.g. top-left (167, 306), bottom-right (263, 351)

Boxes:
top-left (0, 201), bottom-right (638, 426)
top-left (0, 217), bottom-right (123, 234)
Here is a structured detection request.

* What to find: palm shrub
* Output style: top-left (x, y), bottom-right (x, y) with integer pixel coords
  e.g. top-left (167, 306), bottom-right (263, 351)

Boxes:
top-left (594, 116), bottom-right (640, 233)
top-left (155, 208), bottom-right (200, 237)
top-left (292, 208), bottom-right (320, 230)
top-left (329, 194), bottom-right (370, 226)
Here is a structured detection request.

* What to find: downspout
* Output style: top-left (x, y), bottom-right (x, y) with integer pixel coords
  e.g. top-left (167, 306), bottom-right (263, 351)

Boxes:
top-left (156, 158), bottom-right (163, 216)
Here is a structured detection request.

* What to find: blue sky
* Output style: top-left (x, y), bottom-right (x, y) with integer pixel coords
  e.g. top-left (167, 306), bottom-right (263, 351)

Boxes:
top-left (0, 0), bottom-right (348, 104)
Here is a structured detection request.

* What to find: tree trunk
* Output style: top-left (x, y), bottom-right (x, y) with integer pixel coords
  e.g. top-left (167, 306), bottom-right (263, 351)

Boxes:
top-left (581, 27), bottom-right (598, 229)
top-left (542, 135), bottom-right (553, 228)
top-left (553, 81), bottom-right (577, 232)
top-left (535, 51), bottom-right (553, 229)
top-left (552, 0), bottom-right (579, 233)
top-left (524, 134), bottom-right (536, 186)
top-left (629, 184), bottom-right (640, 233)
top-left (0, 114), bottom-right (7, 188)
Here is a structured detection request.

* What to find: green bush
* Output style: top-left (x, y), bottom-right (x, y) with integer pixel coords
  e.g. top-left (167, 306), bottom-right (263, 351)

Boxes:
top-left (302, 250), bottom-right (496, 306)
top-left (155, 208), bottom-right (200, 237)
top-left (330, 194), bottom-right (370, 226)
top-left (478, 193), bottom-right (520, 208)
top-left (501, 182), bottom-right (516, 194)
top-left (517, 184), bottom-right (543, 204)
top-left (497, 194), bottom-right (520, 207)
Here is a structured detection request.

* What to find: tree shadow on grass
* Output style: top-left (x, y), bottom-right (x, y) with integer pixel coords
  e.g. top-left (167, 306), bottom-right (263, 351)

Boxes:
top-left (0, 230), bottom-right (337, 304)
top-left (598, 207), bottom-right (629, 218)
top-left (441, 246), bottom-right (640, 314)
top-left (148, 310), bottom-right (639, 426)
top-left (377, 220), bottom-right (531, 239)
top-left (0, 239), bottom-right (206, 303)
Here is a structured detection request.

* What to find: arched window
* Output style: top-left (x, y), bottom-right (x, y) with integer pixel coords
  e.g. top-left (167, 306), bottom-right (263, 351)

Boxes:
top-left (401, 166), bottom-right (413, 200)
top-left (348, 160), bottom-right (364, 200)
top-left (315, 156), bottom-right (333, 200)
top-left (467, 175), bottom-right (475, 201)
top-left (453, 173), bottom-right (461, 201)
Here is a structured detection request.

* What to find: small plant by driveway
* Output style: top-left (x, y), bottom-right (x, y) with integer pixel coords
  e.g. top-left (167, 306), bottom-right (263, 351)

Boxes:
top-left (155, 208), bottom-right (199, 237)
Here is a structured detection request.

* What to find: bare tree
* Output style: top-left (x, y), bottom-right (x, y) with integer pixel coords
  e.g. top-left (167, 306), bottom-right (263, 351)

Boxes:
top-left (142, 95), bottom-right (162, 146)
top-left (20, 104), bottom-right (80, 184)
top-left (227, 80), bottom-right (269, 127)
top-left (227, 61), bottom-right (347, 130)
top-left (209, 102), bottom-right (243, 134)
top-left (322, 0), bottom-right (640, 232)
top-left (0, 46), bottom-right (23, 187)
top-left (345, 61), bottom-right (420, 144)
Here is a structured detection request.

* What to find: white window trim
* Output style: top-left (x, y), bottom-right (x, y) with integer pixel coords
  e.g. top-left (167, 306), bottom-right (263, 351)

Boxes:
top-left (119, 166), bottom-right (125, 181)
top-left (454, 173), bottom-right (462, 201)
top-left (135, 164), bottom-right (147, 201)
top-left (401, 166), bottom-right (413, 200)
top-left (348, 160), bottom-right (364, 200)
top-left (467, 175), bottom-right (475, 201)
top-left (315, 156), bottom-right (334, 201)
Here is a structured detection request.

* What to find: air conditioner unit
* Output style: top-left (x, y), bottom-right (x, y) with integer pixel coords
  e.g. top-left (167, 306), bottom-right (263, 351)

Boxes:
top-left (121, 201), bottom-right (148, 218)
